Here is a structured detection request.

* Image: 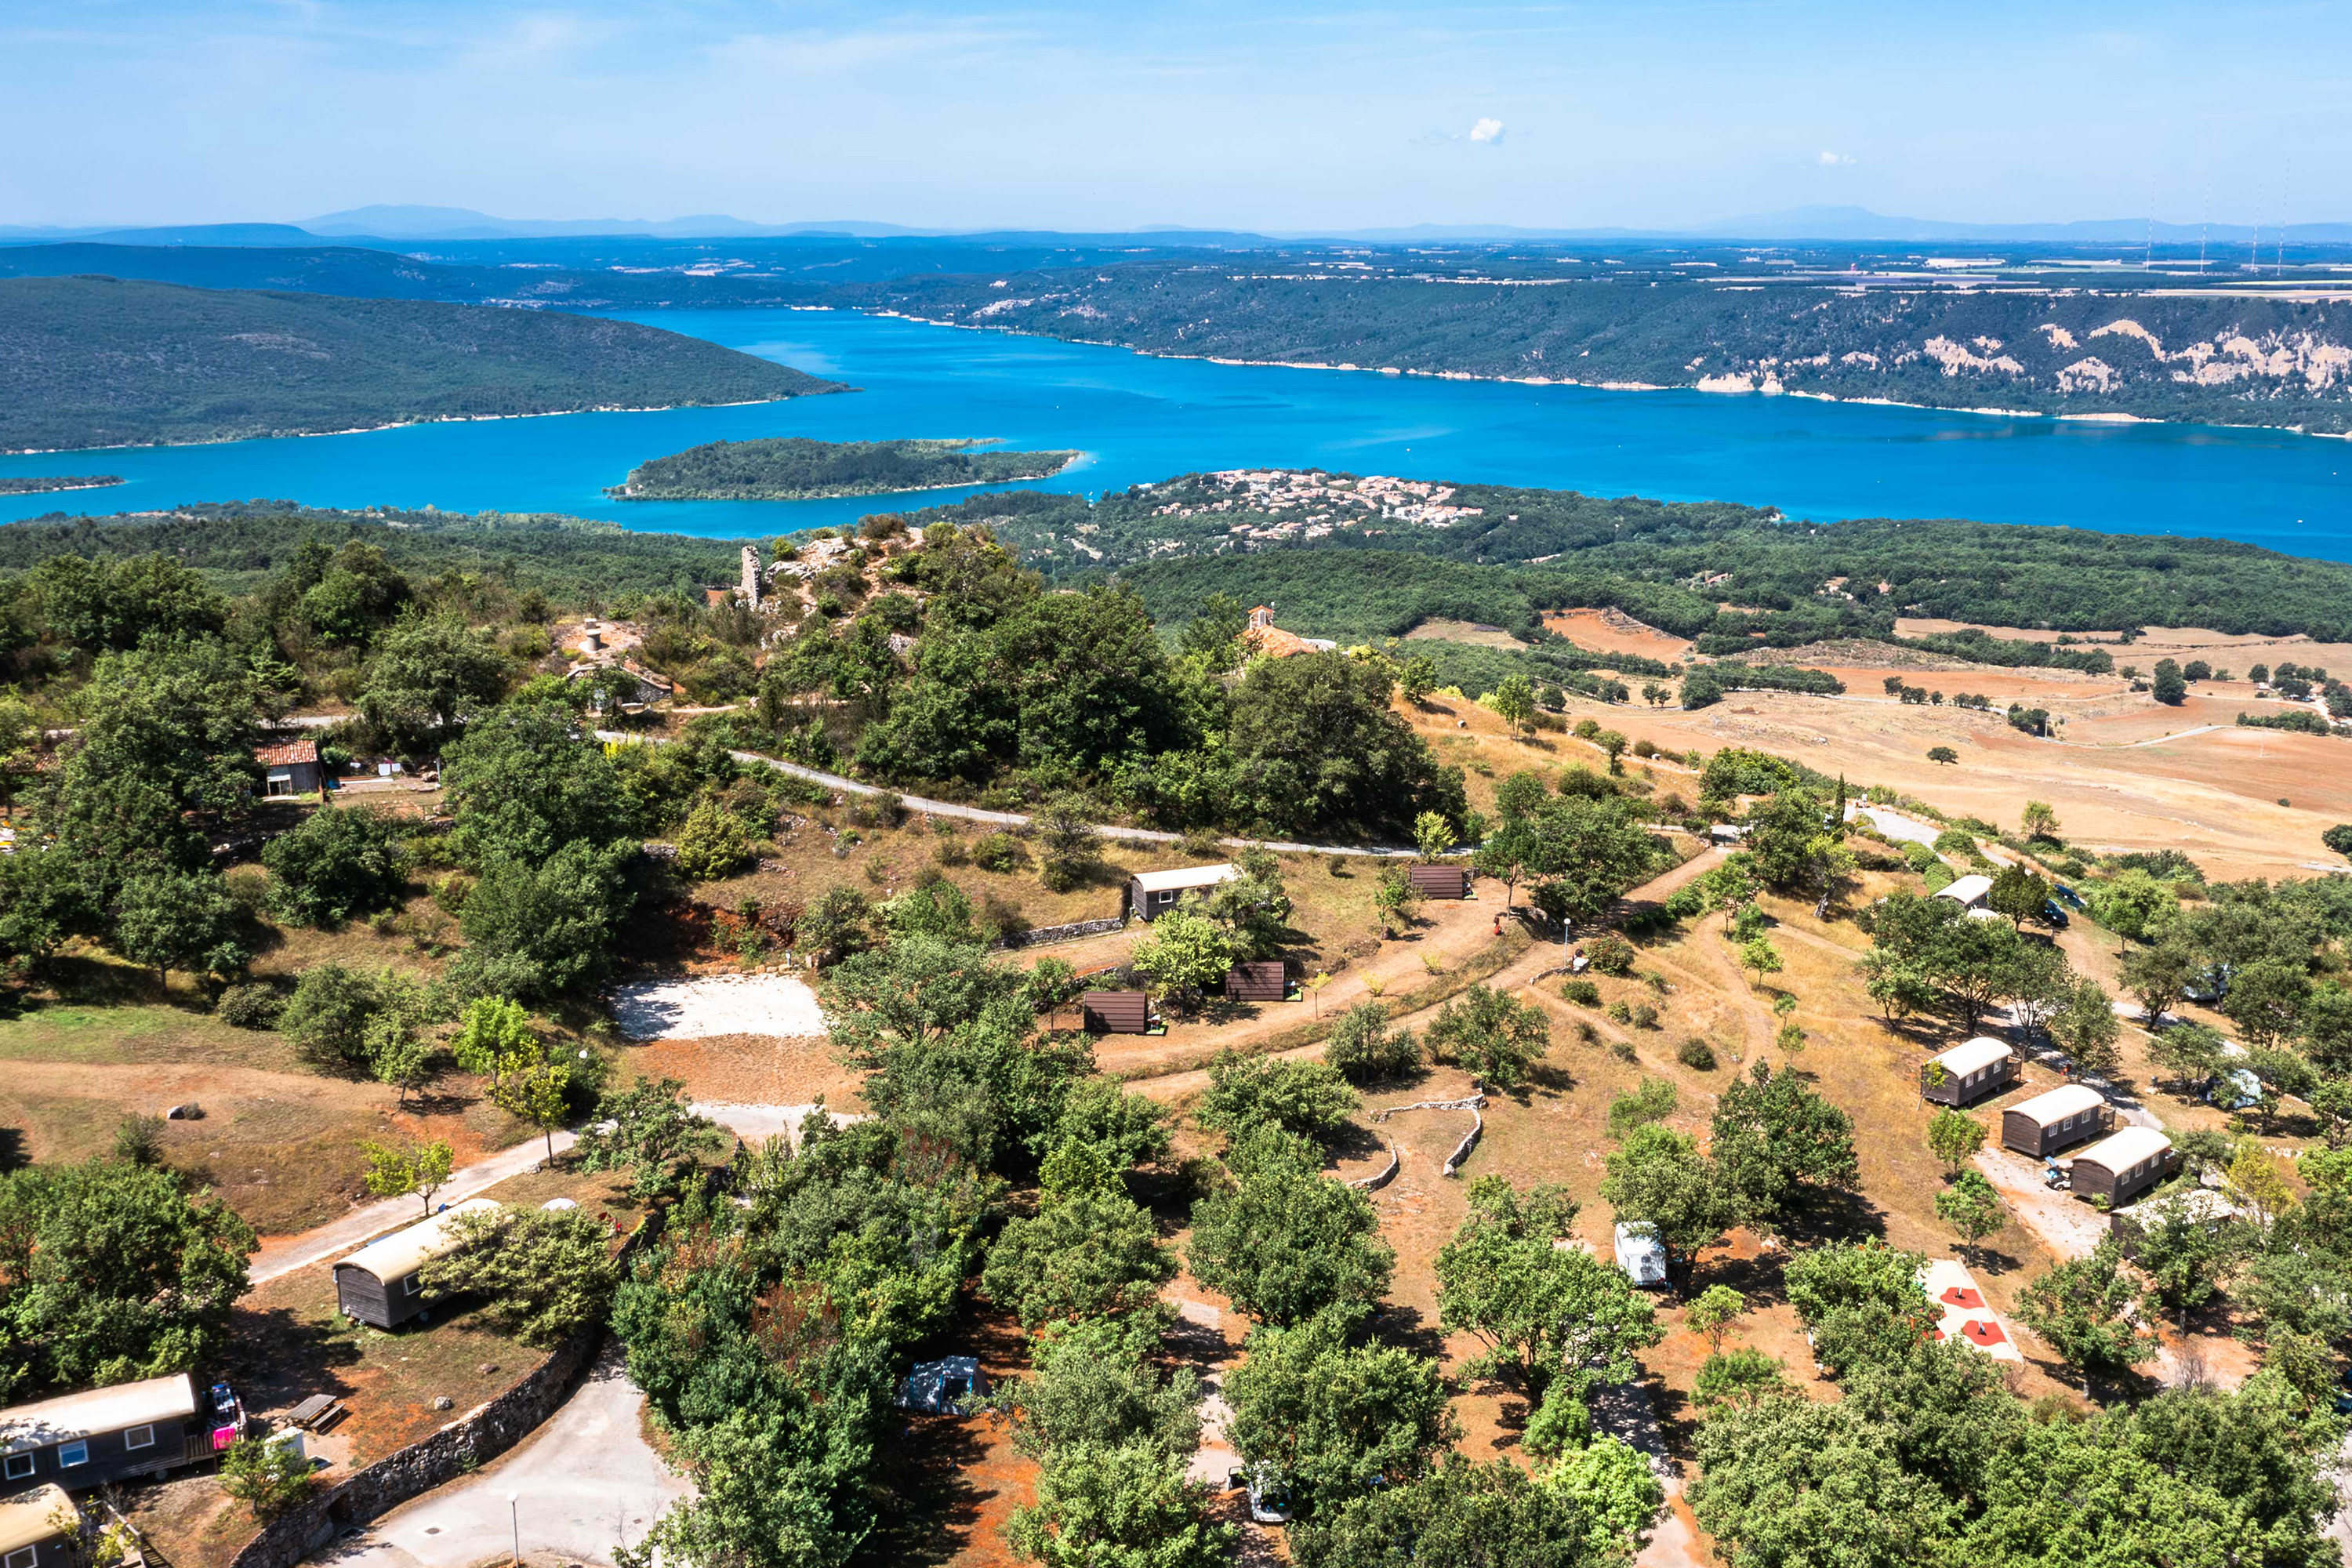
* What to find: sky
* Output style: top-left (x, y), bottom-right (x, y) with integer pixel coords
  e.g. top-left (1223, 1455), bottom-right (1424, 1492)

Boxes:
top-left (5, 0), bottom-right (2350, 232)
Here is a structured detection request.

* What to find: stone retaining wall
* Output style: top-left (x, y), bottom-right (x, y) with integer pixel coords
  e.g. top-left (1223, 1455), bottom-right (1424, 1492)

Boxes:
top-left (993, 916), bottom-right (1127, 950)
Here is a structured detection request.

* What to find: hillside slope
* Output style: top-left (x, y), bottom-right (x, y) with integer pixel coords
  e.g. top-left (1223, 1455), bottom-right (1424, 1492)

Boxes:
top-left (0, 276), bottom-right (846, 452)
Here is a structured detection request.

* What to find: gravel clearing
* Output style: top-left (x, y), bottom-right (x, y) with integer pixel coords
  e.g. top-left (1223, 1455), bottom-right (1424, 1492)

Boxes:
top-left (608, 973), bottom-right (826, 1040)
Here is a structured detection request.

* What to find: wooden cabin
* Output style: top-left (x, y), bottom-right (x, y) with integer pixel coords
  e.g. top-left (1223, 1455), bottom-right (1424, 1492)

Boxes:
top-left (1407, 865), bottom-right (1469, 898)
top-left (332, 1197), bottom-right (502, 1329)
top-left (1919, 1037), bottom-right (2019, 1108)
top-left (2000, 1084), bottom-right (2113, 1158)
top-left (0, 1375), bottom-right (196, 1494)
top-left (1080, 991), bottom-right (1156, 1035)
top-left (1223, 961), bottom-right (1287, 1003)
top-left (2071, 1127), bottom-right (2176, 1209)
top-left (0, 1484), bottom-right (77, 1568)
top-left (1129, 865), bottom-right (1238, 921)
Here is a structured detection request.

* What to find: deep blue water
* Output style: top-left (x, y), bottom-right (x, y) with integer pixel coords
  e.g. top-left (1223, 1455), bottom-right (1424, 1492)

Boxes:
top-left (3, 307), bottom-right (2347, 557)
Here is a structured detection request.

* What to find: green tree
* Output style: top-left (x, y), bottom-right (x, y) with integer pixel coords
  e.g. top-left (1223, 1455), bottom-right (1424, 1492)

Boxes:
top-left (1521, 797), bottom-right (1668, 928)
top-left (358, 614), bottom-right (510, 753)
top-left (1599, 1125), bottom-right (1736, 1273)
top-left (2014, 1239), bottom-right (2157, 1388)
top-left (1033, 793), bottom-right (1103, 894)
top-left (575, 1076), bottom-right (725, 1199)
top-left (1197, 1050), bottom-right (1359, 1143)
top-left (2021, 800), bottom-right (2062, 841)
top-left (441, 698), bottom-right (634, 867)
top-left (1397, 654), bottom-right (1439, 706)
top-left (1933, 1170), bottom-right (2005, 1264)
top-left (220, 1435), bottom-right (315, 1522)
top-left (1188, 1135), bottom-right (1393, 1327)
top-left (280, 963), bottom-right (412, 1071)
top-left (1323, 1002), bottom-right (1421, 1083)
top-left (1053, 1077), bottom-right (1172, 1171)
top-left (1413, 811), bottom-right (1455, 862)
top-left (1226, 652), bottom-right (1465, 840)
top-left (1436, 1178), bottom-right (1657, 1403)
top-left (1926, 746), bottom-right (1958, 765)
top-left (360, 1138), bottom-right (455, 1218)
top-left (672, 798), bottom-right (756, 881)
top-left (31, 553), bottom-right (227, 655)
top-left (1227, 1310), bottom-right (1458, 1518)
top-left (1005, 1441), bottom-right (1232, 1568)
top-left (1423, 984), bottom-right (1550, 1092)
top-left (1737, 935), bottom-right (1783, 987)
top-left (2221, 958), bottom-right (2314, 1048)
top-left (417, 1203), bottom-right (622, 1347)
top-left (0, 1156), bottom-right (256, 1395)
top-left (1177, 592), bottom-right (1250, 670)
top-left (2151, 658), bottom-right (2187, 705)
top-left (1537, 1435), bottom-right (1664, 1559)
top-left (1924, 1108), bottom-right (1985, 1175)
top-left (1692, 1346), bottom-right (1793, 1410)
top-left (491, 1058), bottom-right (575, 1162)
top-left (448, 994), bottom-right (538, 1087)
top-left (2147, 1019), bottom-right (2225, 1090)
top-left (1487, 673), bottom-right (1537, 739)
top-left (366, 1009), bottom-right (434, 1108)
top-left (1130, 905), bottom-right (1234, 1010)
top-left (111, 869), bottom-right (249, 993)
top-left (2131, 1200), bottom-right (2246, 1319)
top-left (1294, 1455), bottom-right (1617, 1568)
top-left (799, 886), bottom-right (873, 964)
top-left (1987, 863), bottom-right (2050, 930)
top-left (2046, 977), bottom-right (2123, 1077)
top-left (1372, 862), bottom-right (1421, 938)
top-left (456, 840), bottom-right (633, 998)
top-left (1685, 1285), bottom-right (1748, 1352)
top-left (983, 1186), bottom-right (1176, 1329)
top-left (2086, 867), bottom-right (2178, 944)
top-left (986, 1314), bottom-right (1203, 1461)
top-left (263, 804), bottom-right (408, 927)
top-left (1708, 1062), bottom-right (1857, 1229)
top-left (1690, 1397), bottom-right (1956, 1568)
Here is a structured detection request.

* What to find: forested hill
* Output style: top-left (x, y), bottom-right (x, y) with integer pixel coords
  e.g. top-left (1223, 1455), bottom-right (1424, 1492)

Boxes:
top-left (0, 276), bottom-right (846, 452)
top-left (834, 264), bottom-right (2352, 433)
top-left (612, 437), bottom-right (1080, 500)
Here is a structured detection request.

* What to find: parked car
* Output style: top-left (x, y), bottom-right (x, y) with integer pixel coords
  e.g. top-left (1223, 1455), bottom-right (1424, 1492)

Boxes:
top-left (2183, 965), bottom-right (2233, 1004)
top-left (1227, 1464), bottom-right (1292, 1525)
top-left (2041, 900), bottom-right (2071, 929)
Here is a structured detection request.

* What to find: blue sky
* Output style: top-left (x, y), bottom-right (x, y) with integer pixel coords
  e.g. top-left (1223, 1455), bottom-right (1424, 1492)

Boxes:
top-left (5, 1), bottom-right (2347, 231)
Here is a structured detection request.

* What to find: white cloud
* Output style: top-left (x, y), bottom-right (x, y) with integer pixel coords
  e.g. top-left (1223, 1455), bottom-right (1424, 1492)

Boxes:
top-left (1469, 117), bottom-right (1504, 143)
top-left (1817, 149), bottom-right (1855, 166)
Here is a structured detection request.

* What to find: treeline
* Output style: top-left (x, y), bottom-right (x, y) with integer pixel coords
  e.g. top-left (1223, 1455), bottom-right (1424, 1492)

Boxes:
top-left (1886, 626), bottom-right (2115, 673)
top-left (1680, 663), bottom-right (1847, 710)
top-left (0, 475), bottom-right (121, 495)
top-left (0, 276), bottom-right (844, 452)
top-left (833, 262), bottom-right (2352, 431)
top-left (0, 503), bottom-right (741, 604)
top-left (612, 437), bottom-right (1079, 501)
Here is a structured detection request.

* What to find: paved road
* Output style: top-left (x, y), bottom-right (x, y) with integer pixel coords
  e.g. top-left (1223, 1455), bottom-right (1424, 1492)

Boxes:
top-left (594, 731), bottom-right (1421, 858)
top-left (319, 1343), bottom-right (686, 1568)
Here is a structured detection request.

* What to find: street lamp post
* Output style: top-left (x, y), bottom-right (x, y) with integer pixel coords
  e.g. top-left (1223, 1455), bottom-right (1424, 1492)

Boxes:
top-left (507, 1490), bottom-right (520, 1566)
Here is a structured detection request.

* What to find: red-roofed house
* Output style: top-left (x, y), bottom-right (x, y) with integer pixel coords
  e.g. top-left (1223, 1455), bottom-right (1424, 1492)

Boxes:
top-left (254, 738), bottom-right (322, 800)
top-left (1241, 604), bottom-right (1337, 660)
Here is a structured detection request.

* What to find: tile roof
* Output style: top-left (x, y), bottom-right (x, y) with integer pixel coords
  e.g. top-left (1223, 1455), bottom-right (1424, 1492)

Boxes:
top-left (254, 739), bottom-right (319, 768)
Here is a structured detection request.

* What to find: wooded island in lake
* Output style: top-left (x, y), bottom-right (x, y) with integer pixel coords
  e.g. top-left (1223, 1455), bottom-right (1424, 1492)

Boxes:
top-left (609, 436), bottom-right (1080, 500)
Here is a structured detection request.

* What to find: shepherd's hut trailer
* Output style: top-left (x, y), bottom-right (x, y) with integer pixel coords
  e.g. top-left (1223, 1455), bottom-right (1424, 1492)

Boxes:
top-left (332, 1197), bottom-right (502, 1329)
top-left (1406, 866), bottom-right (1469, 899)
top-left (1223, 961), bottom-right (1287, 1003)
top-left (2001, 1084), bottom-right (2113, 1158)
top-left (1130, 865), bottom-right (1238, 921)
top-left (0, 1374), bottom-right (196, 1493)
top-left (1920, 1037), bottom-right (2019, 1108)
top-left (1080, 991), bottom-right (1156, 1035)
top-left (2070, 1127), bottom-right (2176, 1209)
top-left (0, 1484), bottom-right (77, 1568)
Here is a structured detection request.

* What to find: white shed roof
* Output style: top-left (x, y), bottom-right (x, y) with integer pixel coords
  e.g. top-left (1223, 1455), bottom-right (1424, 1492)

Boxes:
top-left (2077, 1126), bottom-right (2172, 1173)
top-left (0, 1374), bottom-right (196, 1458)
top-left (0, 1484), bottom-right (74, 1552)
top-left (1937, 873), bottom-right (1995, 907)
top-left (2009, 1083), bottom-right (2106, 1125)
top-left (1132, 863), bottom-right (1239, 895)
top-left (335, 1197), bottom-right (502, 1284)
top-left (1931, 1037), bottom-right (2013, 1078)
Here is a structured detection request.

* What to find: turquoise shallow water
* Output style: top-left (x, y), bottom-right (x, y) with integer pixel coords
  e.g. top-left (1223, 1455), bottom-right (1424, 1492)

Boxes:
top-left (2, 307), bottom-right (2347, 557)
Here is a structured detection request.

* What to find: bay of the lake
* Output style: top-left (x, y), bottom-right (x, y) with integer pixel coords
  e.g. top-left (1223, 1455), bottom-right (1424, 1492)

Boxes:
top-left (2, 307), bottom-right (2346, 557)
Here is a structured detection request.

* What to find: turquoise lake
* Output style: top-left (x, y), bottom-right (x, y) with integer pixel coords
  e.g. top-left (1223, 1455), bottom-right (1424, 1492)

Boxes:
top-left (3, 307), bottom-right (2347, 557)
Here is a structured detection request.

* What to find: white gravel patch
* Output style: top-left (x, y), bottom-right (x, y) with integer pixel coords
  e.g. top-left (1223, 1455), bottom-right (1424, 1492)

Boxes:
top-left (608, 973), bottom-right (826, 1040)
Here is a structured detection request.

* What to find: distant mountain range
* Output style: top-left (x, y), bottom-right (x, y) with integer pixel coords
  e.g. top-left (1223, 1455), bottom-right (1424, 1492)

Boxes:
top-left (5, 202), bottom-right (2351, 248)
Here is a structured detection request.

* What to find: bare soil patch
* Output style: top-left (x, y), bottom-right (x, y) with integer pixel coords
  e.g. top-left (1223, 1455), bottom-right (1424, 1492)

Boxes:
top-left (1406, 618), bottom-right (1526, 650)
top-left (1542, 608), bottom-right (1693, 663)
top-left (608, 972), bottom-right (826, 1040)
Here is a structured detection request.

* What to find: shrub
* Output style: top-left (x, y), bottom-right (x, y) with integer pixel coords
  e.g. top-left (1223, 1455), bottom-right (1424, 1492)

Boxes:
top-left (1676, 1037), bottom-right (1718, 1071)
top-left (1606, 1078), bottom-right (1677, 1138)
top-left (221, 1436), bottom-right (314, 1521)
top-left (1561, 978), bottom-right (1601, 1007)
top-left (1606, 1001), bottom-right (1632, 1024)
top-left (1630, 1004), bottom-right (1660, 1030)
top-left (1325, 1002), bottom-right (1422, 1083)
top-left (973, 831), bottom-right (1025, 873)
top-left (216, 982), bottom-right (285, 1030)
top-left (1586, 934), bottom-right (1637, 976)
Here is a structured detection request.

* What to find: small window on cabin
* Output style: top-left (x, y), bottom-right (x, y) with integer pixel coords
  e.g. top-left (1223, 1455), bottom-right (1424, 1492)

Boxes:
top-left (6, 1544), bottom-right (38, 1568)
top-left (2, 1453), bottom-right (31, 1481)
top-left (124, 1424), bottom-right (155, 1450)
top-left (1156, 890), bottom-right (1175, 905)
top-left (58, 1442), bottom-right (87, 1468)
top-left (404, 1275), bottom-right (423, 1296)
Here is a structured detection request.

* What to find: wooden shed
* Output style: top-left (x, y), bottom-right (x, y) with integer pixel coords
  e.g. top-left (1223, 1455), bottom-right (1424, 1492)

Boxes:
top-left (2071, 1127), bottom-right (2176, 1209)
top-left (1129, 865), bottom-right (1239, 922)
top-left (1080, 991), bottom-right (1156, 1035)
top-left (0, 1375), bottom-right (196, 1494)
top-left (253, 738), bottom-right (322, 800)
top-left (1223, 961), bottom-right (1287, 1003)
top-left (0, 1484), bottom-right (76, 1568)
top-left (332, 1197), bottom-right (502, 1328)
top-left (1919, 1037), bottom-right (2019, 1108)
top-left (2000, 1084), bottom-right (2113, 1158)
top-left (1407, 865), bottom-right (1469, 899)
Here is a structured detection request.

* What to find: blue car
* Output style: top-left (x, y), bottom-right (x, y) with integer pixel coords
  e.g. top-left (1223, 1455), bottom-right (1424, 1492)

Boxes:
top-left (2041, 900), bottom-right (2071, 929)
